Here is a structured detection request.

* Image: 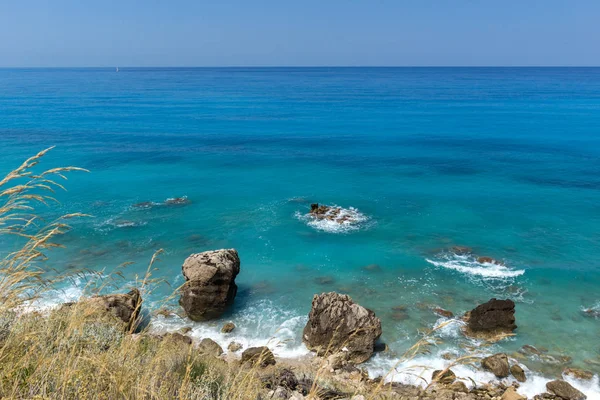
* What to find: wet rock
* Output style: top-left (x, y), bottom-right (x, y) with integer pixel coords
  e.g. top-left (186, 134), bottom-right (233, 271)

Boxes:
top-left (563, 368), bottom-right (594, 381)
top-left (221, 322), bottom-right (236, 333)
top-left (465, 298), bottom-right (516, 337)
top-left (482, 353), bottom-right (510, 378)
top-left (198, 338), bottom-right (223, 357)
top-left (546, 380), bottom-right (587, 400)
top-left (241, 346), bottom-right (276, 367)
top-left (164, 197), bottom-right (191, 206)
top-left (373, 342), bottom-right (388, 353)
top-left (85, 289), bottom-right (142, 330)
top-left (178, 326), bottom-right (192, 334)
top-left (432, 369), bottom-right (456, 384)
top-left (502, 387), bottom-right (526, 400)
top-left (510, 364), bottom-right (526, 382)
top-left (227, 341), bottom-right (242, 352)
top-left (303, 292), bottom-right (382, 364)
top-left (433, 307), bottom-right (454, 318)
top-left (179, 249), bottom-right (240, 321)
top-left (477, 256), bottom-right (504, 265)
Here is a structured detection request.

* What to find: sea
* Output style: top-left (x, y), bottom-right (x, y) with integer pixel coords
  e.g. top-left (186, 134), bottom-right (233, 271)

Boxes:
top-left (1, 67), bottom-right (599, 398)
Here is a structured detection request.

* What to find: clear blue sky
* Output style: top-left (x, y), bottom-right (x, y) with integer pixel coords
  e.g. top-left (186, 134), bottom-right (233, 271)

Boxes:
top-left (1, 0), bottom-right (598, 67)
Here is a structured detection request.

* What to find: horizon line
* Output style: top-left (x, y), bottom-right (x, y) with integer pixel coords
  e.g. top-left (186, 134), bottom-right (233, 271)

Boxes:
top-left (1, 65), bottom-right (600, 69)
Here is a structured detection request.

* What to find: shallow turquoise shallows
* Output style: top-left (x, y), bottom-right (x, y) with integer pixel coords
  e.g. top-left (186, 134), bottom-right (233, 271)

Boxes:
top-left (1, 68), bottom-right (600, 388)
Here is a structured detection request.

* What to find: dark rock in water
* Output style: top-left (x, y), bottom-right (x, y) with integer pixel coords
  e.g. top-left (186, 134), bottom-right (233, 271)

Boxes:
top-left (392, 305), bottom-right (407, 312)
top-left (465, 298), bottom-right (516, 337)
top-left (373, 342), bottom-right (388, 353)
top-left (314, 276), bottom-right (335, 285)
top-left (563, 367), bottom-right (594, 381)
top-left (303, 292), bottom-right (382, 364)
top-left (510, 364), bottom-right (526, 382)
top-left (307, 203), bottom-right (354, 224)
top-left (482, 353), bottom-right (510, 378)
top-left (221, 322), bottom-right (235, 333)
top-left (546, 380), bottom-right (587, 400)
top-left (132, 201), bottom-right (155, 209)
top-left (164, 197), bottom-right (191, 206)
top-left (477, 256), bottom-right (504, 265)
top-left (85, 289), bottom-right (142, 331)
top-left (432, 369), bottom-right (456, 384)
top-left (433, 307), bottom-right (454, 318)
top-left (198, 338), bottom-right (223, 357)
top-left (582, 308), bottom-right (600, 319)
top-left (179, 249), bottom-right (240, 321)
top-left (241, 346), bottom-right (276, 367)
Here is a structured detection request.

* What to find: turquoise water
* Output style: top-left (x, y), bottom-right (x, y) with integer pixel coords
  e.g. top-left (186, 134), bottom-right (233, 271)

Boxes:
top-left (1, 68), bottom-right (600, 393)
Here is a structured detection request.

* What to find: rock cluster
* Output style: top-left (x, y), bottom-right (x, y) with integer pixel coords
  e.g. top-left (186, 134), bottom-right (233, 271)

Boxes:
top-left (84, 288), bottom-right (142, 330)
top-left (302, 292), bottom-right (382, 363)
top-left (179, 249), bottom-right (240, 321)
top-left (309, 203), bottom-right (352, 224)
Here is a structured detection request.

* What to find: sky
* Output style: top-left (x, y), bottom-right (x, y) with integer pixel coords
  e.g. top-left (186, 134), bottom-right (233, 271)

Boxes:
top-left (0, 0), bottom-right (598, 67)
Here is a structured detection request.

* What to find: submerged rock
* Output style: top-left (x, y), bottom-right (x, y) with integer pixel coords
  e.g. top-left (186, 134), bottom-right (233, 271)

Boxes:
top-left (433, 307), bottom-right (454, 318)
top-left (179, 249), bottom-right (240, 321)
top-left (482, 353), bottom-right (510, 378)
top-left (450, 246), bottom-right (473, 255)
top-left (465, 298), bottom-right (516, 338)
top-left (563, 367), bottom-right (594, 381)
top-left (546, 380), bottom-right (587, 400)
top-left (302, 292), bottom-right (382, 364)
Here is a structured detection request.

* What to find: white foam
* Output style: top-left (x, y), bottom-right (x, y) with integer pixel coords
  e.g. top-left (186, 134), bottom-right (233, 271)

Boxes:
top-left (295, 205), bottom-right (370, 233)
top-left (426, 254), bottom-right (525, 279)
top-left (581, 301), bottom-right (600, 318)
top-left (365, 351), bottom-right (600, 400)
top-left (149, 299), bottom-right (310, 359)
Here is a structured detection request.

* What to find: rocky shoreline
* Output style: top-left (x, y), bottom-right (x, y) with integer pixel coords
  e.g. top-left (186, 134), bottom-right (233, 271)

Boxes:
top-left (51, 248), bottom-right (596, 399)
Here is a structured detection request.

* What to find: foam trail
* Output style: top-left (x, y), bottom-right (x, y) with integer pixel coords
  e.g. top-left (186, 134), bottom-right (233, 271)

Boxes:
top-left (426, 254), bottom-right (525, 279)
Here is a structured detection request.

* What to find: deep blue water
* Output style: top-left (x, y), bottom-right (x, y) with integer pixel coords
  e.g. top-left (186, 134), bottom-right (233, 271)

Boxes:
top-left (1, 68), bottom-right (600, 391)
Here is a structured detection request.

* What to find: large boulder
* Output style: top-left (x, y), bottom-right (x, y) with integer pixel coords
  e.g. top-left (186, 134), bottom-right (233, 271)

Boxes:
top-left (302, 292), bottom-right (382, 363)
top-left (179, 249), bottom-right (240, 321)
top-left (465, 298), bottom-right (516, 338)
top-left (546, 380), bottom-right (587, 400)
top-left (481, 353), bottom-right (510, 378)
top-left (85, 289), bottom-right (142, 330)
